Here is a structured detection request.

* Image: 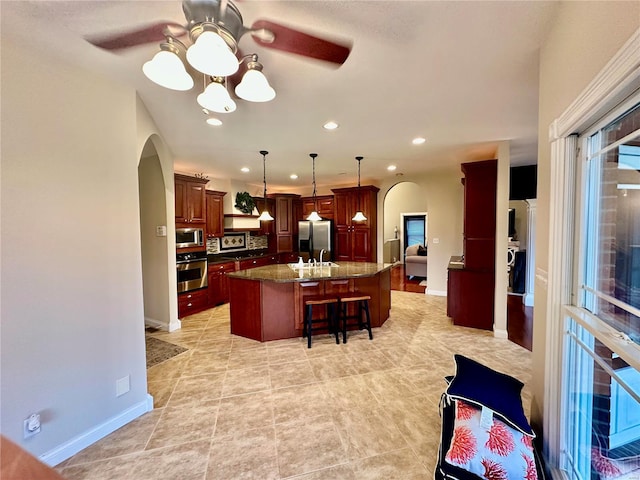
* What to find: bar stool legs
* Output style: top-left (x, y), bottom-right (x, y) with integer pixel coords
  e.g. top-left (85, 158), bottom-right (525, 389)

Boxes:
top-left (303, 296), bottom-right (340, 348)
top-left (338, 293), bottom-right (373, 344)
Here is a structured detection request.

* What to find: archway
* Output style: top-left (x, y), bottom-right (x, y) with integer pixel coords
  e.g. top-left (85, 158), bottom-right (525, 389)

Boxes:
top-left (383, 181), bottom-right (428, 292)
top-left (138, 138), bottom-right (175, 331)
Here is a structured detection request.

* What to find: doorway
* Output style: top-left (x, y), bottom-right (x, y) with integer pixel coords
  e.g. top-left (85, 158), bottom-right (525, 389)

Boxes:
top-left (403, 215), bottom-right (426, 251)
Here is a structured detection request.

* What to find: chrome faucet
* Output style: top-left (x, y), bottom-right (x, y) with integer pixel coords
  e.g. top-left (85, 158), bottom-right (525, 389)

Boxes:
top-left (319, 249), bottom-right (325, 265)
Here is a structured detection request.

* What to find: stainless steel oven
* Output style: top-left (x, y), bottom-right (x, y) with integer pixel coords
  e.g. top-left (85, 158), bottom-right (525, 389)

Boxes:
top-left (176, 251), bottom-right (208, 293)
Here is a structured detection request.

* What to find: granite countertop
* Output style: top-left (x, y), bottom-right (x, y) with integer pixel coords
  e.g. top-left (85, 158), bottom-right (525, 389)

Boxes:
top-left (448, 256), bottom-right (465, 270)
top-left (227, 262), bottom-right (393, 283)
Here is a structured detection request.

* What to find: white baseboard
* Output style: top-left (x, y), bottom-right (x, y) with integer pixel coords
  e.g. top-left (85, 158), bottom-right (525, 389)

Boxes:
top-left (145, 316), bottom-right (181, 332)
top-left (493, 328), bottom-right (508, 339)
top-left (426, 289), bottom-right (447, 297)
top-left (41, 394), bottom-right (154, 467)
top-left (524, 293), bottom-right (534, 307)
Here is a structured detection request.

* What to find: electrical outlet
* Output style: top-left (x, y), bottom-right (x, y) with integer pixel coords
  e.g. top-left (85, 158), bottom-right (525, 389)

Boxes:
top-left (24, 413), bottom-right (41, 439)
top-left (116, 375), bottom-right (130, 397)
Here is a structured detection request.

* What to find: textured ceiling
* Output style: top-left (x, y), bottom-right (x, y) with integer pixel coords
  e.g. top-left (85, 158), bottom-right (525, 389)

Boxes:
top-left (2, 0), bottom-right (559, 191)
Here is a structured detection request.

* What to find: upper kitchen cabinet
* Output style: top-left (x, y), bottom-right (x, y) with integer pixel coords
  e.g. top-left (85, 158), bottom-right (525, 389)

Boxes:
top-left (332, 186), bottom-right (379, 262)
top-left (205, 190), bottom-right (226, 238)
top-left (301, 195), bottom-right (334, 220)
top-left (267, 193), bottom-right (300, 253)
top-left (175, 174), bottom-right (208, 224)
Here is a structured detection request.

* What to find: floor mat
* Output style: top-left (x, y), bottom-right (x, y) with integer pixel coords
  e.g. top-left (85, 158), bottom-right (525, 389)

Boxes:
top-left (145, 336), bottom-right (188, 369)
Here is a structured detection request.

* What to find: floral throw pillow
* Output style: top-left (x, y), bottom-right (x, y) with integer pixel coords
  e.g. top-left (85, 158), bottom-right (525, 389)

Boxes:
top-left (445, 400), bottom-right (538, 480)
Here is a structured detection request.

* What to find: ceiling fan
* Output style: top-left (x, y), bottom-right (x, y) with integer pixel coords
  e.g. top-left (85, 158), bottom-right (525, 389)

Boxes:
top-left (86, 0), bottom-right (351, 114)
top-left (86, 0), bottom-right (351, 65)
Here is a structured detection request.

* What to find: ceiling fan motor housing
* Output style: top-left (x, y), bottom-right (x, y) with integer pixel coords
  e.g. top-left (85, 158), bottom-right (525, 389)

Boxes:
top-left (183, 0), bottom-right (245, 50)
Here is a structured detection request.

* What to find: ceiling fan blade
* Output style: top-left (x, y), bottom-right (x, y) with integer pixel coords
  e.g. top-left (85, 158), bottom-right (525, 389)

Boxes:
top-left (86, 22), bottom-right (186, 50)
top-left (250, 19), bottom-right (351, 66)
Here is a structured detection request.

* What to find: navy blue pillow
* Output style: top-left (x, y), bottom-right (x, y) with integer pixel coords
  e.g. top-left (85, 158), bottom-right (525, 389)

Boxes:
top-left (446, 354), bottom-right (534, 436)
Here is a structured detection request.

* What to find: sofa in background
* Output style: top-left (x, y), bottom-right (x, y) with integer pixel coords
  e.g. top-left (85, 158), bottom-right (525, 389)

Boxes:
top-left (405, 244), bottom-right (428, 278)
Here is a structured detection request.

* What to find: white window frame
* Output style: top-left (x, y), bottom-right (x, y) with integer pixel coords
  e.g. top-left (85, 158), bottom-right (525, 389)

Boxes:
top-left (544, 28), bottom-right (640, 478)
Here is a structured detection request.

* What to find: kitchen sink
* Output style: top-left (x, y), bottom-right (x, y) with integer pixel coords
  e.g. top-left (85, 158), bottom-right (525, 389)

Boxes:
top-left (287, 262), bottom-right (339, 270)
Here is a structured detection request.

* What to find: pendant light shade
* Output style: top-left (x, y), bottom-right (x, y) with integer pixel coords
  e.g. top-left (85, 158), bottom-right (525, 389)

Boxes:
top-left (142, 48), bottom-right (194, 91)
top-left (186, 30), bottom-right (239, 77)
top-left (258, 150), bottom-right (274, 221)
top-left (197, 78), bottom-right (237, 113)
top-left (307, 153), bottom-right (322, 222)
top-left (235, 59), bottom-right (276, 102)
top-left (352, 156), bottom-right (367, 222)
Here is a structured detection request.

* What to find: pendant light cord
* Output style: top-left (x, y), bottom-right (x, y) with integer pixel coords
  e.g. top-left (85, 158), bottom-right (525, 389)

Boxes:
top-left (310, 153), bottom-right (318, 210)
top-left (260, 150), bottom-right (269, 198)
top-left (356, 156), bottom-right (363, 211)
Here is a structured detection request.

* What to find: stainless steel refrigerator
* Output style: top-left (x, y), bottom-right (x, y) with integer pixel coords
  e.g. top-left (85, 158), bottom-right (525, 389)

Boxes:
top-left (298, 220), bottom-right (332, 262)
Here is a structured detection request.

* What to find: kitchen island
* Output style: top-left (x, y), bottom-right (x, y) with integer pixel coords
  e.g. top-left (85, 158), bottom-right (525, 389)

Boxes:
top-left (227, 262), bottom-right (392, 342)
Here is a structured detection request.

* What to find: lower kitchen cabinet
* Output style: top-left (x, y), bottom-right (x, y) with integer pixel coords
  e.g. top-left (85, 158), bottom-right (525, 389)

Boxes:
top-left (208, 261), bottom-right (236, 307)
top-left (178, 288), bottom-right (208, 318)
top-left (238, 254), bottom-right (279, 270)
top-left (279, 252), bottom-right (299, 264)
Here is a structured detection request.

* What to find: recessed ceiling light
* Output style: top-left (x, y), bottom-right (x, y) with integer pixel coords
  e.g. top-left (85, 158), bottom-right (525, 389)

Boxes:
top-left (323, 121), bottom-right (339, 130)
top-left (241, 167), bottom-right (250, 173)
top-left (290, 174), bottom-right (298, 180)
top-left (206, 117), bottom-right (223, 126)
top-left (387, 165), bottom-right (397, 171)
top-left (412, 137), bottom-right (426, 145)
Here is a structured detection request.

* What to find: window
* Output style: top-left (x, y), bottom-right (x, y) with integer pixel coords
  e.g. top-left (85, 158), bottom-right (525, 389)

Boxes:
top-left (404, 215), bottom-right (426, 248)
top-left (562, 98), bottom-right (640, 480)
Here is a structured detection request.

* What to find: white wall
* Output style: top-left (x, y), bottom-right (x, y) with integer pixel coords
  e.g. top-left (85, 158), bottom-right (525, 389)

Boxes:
top-left (378, 169), bottom-right (464, 295)
top-left (533, 0), bottom-right (640, 437)
top-left (1, 39), bottom-right (149, 462)
top-left (383, 182), bottom-right (427, 252)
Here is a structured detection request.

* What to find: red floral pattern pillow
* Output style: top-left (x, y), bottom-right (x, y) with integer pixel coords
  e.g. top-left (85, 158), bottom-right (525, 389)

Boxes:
top-left (445, 400), bottom-right (538, 480)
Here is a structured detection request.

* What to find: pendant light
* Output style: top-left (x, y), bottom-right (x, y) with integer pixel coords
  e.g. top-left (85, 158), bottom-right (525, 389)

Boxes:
top-left (352, 156), bottom-right (367, 222)
top-left (306, 153), bottom-right (322, 222)
top-left (257, 150), bottom-right (274, 221)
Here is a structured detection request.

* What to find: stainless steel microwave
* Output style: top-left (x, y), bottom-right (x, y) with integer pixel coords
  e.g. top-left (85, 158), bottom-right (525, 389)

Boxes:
top-left (176, 227), bottom-right (204, 248)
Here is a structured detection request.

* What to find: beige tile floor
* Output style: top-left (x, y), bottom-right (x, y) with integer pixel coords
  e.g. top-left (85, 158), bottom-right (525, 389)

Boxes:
top-left (57, 291), bottom-right (532, 480)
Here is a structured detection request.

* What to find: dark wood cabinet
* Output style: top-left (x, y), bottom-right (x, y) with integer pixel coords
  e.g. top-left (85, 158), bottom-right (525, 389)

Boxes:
top-left (178, 288), bottom-right (208, 318)
top-left (267, 194), bottom-right (300, 253)
top-left (208, 261), bottom-right (236, 307)
top-left (279, 252), bottom-right (299, 264)
top-left (253, 197), bottom-right (275, 237)
top-left (300, 195), bottom-right (334, 220)
top-left (331, 186), bottom-right (378, 262)
top-left (175, 174), bottom-right (208, 224)
top-left (205, 190), bottom-right (226, 238)
top-left (447, 159), bottom-right (497, 330)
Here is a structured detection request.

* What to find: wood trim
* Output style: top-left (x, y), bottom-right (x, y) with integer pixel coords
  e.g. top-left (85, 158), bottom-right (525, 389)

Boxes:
top-left (550, 28), bottom-right (640, 140)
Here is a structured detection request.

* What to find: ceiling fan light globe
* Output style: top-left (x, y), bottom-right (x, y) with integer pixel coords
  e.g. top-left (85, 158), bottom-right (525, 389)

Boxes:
top-left (307, 211), bottom-right (322, 222)
top-left (352, 211), bottom-right (367, 222)
top-left (197, 81), bottom-right (237, 113)
top-left (257, 210), bottom-right (274, 221)
top-left (186, 31), bottom-right (239, 77)
top-left (142, 50), bottom-right (194, 91)
top-left (235, 69), bottom-right (276, 102)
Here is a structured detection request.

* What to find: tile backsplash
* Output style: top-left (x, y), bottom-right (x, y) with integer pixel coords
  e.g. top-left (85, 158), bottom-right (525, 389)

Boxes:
top-left (207, 233), bottom-right (268, 254)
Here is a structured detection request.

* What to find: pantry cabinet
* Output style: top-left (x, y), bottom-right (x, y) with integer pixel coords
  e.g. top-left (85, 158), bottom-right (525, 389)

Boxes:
top-left (332, 186), bottom-right (378, 262)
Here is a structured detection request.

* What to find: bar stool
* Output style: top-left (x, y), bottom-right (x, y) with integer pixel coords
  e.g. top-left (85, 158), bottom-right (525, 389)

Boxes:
top-left (338, 292), bottom-right (373, 344)
top-left (303, 295), bottom-right (340, 348)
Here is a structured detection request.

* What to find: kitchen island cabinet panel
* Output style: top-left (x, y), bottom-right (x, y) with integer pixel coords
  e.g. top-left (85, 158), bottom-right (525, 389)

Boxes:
top-left (229, 279), bottom-right (263, 339)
